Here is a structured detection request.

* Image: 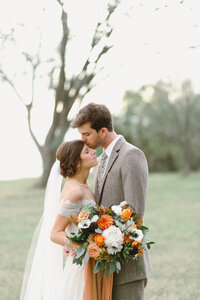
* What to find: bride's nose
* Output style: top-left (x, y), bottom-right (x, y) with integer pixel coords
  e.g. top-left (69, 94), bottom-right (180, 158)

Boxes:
top-left (92, 149), bottom-right (96, 155)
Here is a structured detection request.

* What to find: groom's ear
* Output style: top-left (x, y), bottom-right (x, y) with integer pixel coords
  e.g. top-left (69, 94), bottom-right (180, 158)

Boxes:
top-left (100, 127), bottom-right (108, 137)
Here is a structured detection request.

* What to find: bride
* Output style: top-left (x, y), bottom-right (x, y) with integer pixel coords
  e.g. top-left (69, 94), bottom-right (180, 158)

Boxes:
top-left (20, 140), bottom-right (98, 300)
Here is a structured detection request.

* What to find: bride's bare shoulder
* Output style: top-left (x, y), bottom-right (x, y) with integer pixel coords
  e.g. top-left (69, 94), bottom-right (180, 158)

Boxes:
top-left (61, 181), bottom-right (84, 203)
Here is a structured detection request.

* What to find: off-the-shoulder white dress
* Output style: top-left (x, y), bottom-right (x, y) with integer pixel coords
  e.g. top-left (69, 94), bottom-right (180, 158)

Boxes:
top-left (57, 199), bottom-right (96, 300)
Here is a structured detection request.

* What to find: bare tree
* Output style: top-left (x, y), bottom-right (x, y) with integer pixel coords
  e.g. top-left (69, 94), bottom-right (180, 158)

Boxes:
top-left (0, 0), bottom-right (120, 186)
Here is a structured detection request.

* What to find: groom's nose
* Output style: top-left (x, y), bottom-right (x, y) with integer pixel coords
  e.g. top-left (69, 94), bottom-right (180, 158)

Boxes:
top-left (81, 135), bottom-right (87, 142)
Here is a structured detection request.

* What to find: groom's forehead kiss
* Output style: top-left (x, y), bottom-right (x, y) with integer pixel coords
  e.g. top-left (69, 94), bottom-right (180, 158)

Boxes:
top-left (78, 122), bottom-right (96, 136)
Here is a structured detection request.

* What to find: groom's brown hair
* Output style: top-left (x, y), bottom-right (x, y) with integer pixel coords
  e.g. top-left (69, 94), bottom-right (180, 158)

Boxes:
top-left (70, 103), bottom-right (113, 132)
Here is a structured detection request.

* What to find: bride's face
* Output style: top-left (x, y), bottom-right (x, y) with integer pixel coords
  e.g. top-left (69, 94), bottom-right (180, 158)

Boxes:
top-left (80, 144), bottom-right (98, 169)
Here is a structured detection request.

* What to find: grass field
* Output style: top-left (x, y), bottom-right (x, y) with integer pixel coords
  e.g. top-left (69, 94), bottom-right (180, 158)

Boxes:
top-left (0, 172), bottom-right (200, 300)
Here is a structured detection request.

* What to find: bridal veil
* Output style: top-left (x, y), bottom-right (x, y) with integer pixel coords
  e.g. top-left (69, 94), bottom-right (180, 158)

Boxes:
top-left (20, 160), bottom-right (64, 300)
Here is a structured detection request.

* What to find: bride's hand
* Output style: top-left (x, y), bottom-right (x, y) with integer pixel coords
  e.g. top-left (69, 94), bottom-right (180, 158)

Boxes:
top-left (65, 236), bottom-right (82, 249)
top-left (68, 237), bottom-right (82, 249)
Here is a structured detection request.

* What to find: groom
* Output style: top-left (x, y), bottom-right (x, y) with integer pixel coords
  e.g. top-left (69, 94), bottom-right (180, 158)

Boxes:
top-left (71, 103), bottom-right (151, 300)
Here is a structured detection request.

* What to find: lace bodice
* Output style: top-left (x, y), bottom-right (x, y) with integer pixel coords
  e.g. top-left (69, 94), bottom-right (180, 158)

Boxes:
top-left (57, 199), bottom-right (96, 218)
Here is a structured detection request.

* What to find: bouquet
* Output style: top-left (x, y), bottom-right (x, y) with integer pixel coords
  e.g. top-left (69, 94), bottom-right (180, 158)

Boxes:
top-left (66, 201), bottom-right (154, 278)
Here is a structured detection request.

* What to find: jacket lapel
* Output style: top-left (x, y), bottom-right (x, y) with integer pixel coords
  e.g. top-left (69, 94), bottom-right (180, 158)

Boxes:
top-left (97, 137), bottom-right (125, 204)
top-left (94, 157), bottom-right (101, 202)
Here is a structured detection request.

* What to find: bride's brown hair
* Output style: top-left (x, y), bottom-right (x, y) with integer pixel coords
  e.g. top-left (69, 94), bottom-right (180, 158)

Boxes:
top-left (56, 140), bottom-right (84, 178)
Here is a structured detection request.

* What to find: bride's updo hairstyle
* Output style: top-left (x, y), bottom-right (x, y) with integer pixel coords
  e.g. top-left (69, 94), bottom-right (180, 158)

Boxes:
top-left (56, 140), bottom-right (84, 178)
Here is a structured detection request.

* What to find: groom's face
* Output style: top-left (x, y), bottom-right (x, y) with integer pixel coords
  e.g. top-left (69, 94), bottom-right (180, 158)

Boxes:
top-left (78, 122), bottom-right (104, 149)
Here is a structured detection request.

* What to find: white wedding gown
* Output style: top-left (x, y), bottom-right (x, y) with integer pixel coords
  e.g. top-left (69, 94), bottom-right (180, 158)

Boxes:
top-left (20, 161), bottom-right (97, 300)
top-left (57, 198), bottom-right (96, 300)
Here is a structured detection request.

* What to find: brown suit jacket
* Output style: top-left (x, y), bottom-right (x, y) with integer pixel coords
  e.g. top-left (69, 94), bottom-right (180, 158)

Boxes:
top-left (94, 136), bottom-right (151, 285)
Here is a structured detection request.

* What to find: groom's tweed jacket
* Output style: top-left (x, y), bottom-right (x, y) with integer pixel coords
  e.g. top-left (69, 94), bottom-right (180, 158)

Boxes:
top-left (94, 136), bottom-right (151, 285)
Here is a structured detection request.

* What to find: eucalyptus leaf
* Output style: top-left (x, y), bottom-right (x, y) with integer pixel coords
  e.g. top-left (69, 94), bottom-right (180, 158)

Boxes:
top-left (95, 228), bottom-right (103, 234)
top-left (116, 261), bottom-right (121, 271)
top-left (83, 251), bottom-right (90, 265)
top-left (83, 242), bottom-right (89, 248)
top-left (76, 246), bottom-right (84, 254)
top-left (94, 261), bottom-right (101, 274)
top-left (105, 266), bottom-right (111, 278)
top-left (109, 262), bottom-right (116, 274)
top-left (76, 248), bottom-right (86, 259)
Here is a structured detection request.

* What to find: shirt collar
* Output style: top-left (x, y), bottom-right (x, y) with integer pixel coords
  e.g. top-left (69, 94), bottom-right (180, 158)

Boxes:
top-left (104, 135), bottom-right (121, 159)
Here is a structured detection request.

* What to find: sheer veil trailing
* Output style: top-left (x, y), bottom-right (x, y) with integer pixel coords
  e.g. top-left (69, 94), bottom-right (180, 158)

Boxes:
top-left (20, 160), bottom-right (64, 300)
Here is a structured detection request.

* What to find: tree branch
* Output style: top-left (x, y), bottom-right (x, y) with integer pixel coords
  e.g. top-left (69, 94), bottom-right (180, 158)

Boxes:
top-left (26, 105), bottom-right (42, 153)
top-left (0, 69), bottom-right (26, 106)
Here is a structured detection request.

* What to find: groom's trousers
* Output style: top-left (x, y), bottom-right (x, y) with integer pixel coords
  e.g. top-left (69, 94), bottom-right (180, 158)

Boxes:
top-left (112, 279), bottom-right (147, 300)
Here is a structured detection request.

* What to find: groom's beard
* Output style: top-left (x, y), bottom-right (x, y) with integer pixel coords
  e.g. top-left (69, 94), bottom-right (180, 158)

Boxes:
top-left (86, 136), bottom-right (104, 149)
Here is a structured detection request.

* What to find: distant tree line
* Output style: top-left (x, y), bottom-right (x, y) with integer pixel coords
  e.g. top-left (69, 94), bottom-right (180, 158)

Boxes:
top-left (114, 80), bottom-right (200, 175)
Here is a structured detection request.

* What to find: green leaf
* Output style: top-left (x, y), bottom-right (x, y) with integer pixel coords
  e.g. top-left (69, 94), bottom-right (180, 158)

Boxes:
top-left (73, 257), bottom-right (82, 266)
top-left (94, 261), bottom-right (102, 274)
top-left (76, 248), bottom-right (86, 259)
top-left (83, 251), bottom-right (90, 265)
top-left (135, 259), bottom-right (143, 273)
top-left (109, 262), bottom-right (116, 274)
top-left (146, 241), bottom-right (155, 249)
top-left (95, 228), bottom-right (103, 234)
top-left (83, 242), bottom-right (89, 248)
top-left (105, 266), bottom-right (111, 278)
top-left (76, 246), bottom-right (84, 254)
top-left (141, 226), bottom-right (149, 236)
top-left (116, 261), bottom-right (121, 271)
top-left (146, 241), bottom-right (155, 245)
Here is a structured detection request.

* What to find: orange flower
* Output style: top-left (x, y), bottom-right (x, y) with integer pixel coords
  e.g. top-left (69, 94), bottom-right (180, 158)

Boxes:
top-left (123, 234), bottom-right (131, 244)
top-left (94, 234), bottom-right (105, 246)
top-left (98, 206), bottom-right (104, 215)
top-left (78, 210), bottom-right (90, 222)
top-left (131, 241), bottom-right (141, 247)
top-left (121, 207), bottom-right (132, 219)
top-left (105, 208), bottom-right (112, 214)
top-left (97, 215), bottom-right (114, 230)
top-left (88, 234), bottom-right (96, 243)
top-left (87, 243), bottom-right (102, 259)
top-left (137, 246), bottom-right (144, 257)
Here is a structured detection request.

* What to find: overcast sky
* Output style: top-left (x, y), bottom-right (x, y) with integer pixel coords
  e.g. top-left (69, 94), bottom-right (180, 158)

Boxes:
top-left (1, 0), bottom-right (200, 179)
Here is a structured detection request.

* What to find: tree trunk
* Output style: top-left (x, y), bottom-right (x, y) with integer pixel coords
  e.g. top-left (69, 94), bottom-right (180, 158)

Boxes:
top-left (38, 147), bottom-right (58, 187)
top-left (0, 0), bottom-right (120, 188)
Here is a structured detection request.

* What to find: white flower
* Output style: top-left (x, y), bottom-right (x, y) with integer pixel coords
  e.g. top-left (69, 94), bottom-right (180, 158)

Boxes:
top-left (91, 215), bottom-right (99, 222)
top-left (103, 225), bottom-right (124, 254)
top-left (107, 244), bottom-right (123, 255)
top-left (111, 205), bottom-right (122, 215)
top-left (131, 229), bottom-right (143, 242)
top-left (119, 201), bottom-right (127, 207)
top-left (78, 219), bottom-right (91, 229)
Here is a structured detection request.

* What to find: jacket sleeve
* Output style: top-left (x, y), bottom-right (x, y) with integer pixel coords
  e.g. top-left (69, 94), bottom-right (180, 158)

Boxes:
top-left (121, 148), bottom-right (148, 218)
